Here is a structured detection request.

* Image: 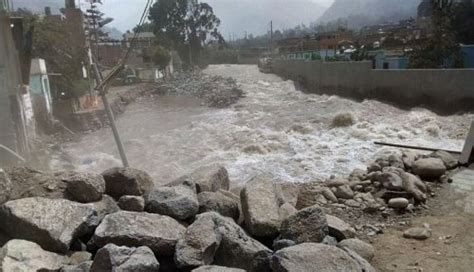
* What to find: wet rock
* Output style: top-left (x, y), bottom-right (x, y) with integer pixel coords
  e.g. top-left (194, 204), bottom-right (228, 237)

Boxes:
top-left (326, 178), bottom-right (349, 187)
top-left (190, 164), bottom-right (230, 193)
top-left (91, 244), bottom-right (159, 272)
top-left (278, 203), bottom-right (297, 221)
top-left (402, 150), bottom-right (419, 169)
top-left (401, 172), bottom-right (427, 202)
top-left (280, 205), bottom-right (328, 243)
top-left (321, 235), bottom-right (338, 246)
top-left (340, 247), bottom-right (376, 272)
top-left (276, 183), bottom-right (299, 207)
top-left (295, 181), bottom-right (324, 209)
top-left (85, 195), bottom-right (120, 226)
top-left (338, 238), bottom-right (375, 261)
top-left (146, 180), bottom-right (199, 220)
top-left (0, 169), bottom-right (12, 205)
top-left (334, 185), bottom-right (354, 199)
top-left (403, 226), bottom-right (432, 240)
top-left (192, 265), bottom-right (246, 272)
top-left (367, 163), bottom-right (382, 173)
top-left (241, 177), bottom-right (281, 237)
top-left (218, 190), bottom-right (244, 225)
top-left (102, 167), bottom-right (153, 199)
top-left (272, 239), bottom-right (296, 251)
top-left (430, 150), bottom-right (458, 169)
top-left (412, 158), bottom-right (447, 180)
top-left (322, 187), bottom-right (338, 202)
top-left (64, 172), bottom-right (105, 203)
top-left (68, 252), bottom-right (92, 267)
top-left (270, 243), bottom-right (365, 272)
top-left (0, 197), bottom-right (97, 253)
top-left (183, 212), bottom-right (272, 271)
top-left (326, 215), bottom-right (356, 241)
top-left (0, 239), bottom-right (68, 271)
top-left (175, 212), bottom-right (222, 269)
top-left (388, 197), bottom-right (410, 209)
top-left (89, 211), bottom-right (186, 256)
top-left (118, 195), bottom-right (145, 212)
top-left (388, 154), bottom-right (405, 169)
top-left (349, 169), bottom-right (367, 181)
top-left (61, 261), bottom-right (93, 272)
top-left (198, 191), bottom-right (239, 221)
top-left (331, 112), bottom-right (355, 128)
top-left (380, 172), bottom-right (404, 191)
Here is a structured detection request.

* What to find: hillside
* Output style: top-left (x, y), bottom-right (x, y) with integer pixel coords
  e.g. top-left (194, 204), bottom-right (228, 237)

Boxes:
top-left (317, 0), bottom-right (422, 28)
top-left (207, 0), bottom-right (328, 36)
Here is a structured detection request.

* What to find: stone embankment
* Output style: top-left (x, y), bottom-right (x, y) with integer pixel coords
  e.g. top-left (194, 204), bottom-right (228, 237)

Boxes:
top-left (0, 147), bottom-right (459, 271)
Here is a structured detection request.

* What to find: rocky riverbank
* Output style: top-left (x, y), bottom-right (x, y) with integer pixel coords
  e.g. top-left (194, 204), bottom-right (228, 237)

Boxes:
top-left (0, 144), bottom-right (462, 271)
top-left (153, 71), bottom-right (244, 108)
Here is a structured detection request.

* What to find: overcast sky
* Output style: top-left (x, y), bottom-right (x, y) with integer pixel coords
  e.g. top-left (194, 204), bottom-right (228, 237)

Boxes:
top-left (91, 0), bottom-right (335, 34)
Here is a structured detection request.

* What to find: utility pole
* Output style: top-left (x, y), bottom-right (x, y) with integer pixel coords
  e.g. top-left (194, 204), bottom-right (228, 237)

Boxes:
top-left (270, 20), bottom-right (273, 56)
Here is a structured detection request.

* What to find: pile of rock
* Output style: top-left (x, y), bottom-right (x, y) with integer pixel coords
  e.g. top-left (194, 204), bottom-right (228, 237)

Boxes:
top-left (0, 163), bottom-right (376, 271)
top-left (154, 71), bottom-right (244, 108)
top-left (299, 149), bottom-right (457, 213)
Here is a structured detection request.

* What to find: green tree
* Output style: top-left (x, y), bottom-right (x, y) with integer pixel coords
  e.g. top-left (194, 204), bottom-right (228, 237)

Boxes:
top-left (19, 12), bottom-right (87, 98)
top-left (151, 46), bottom-right (171, 71)
top-left (410, 0), bottom-right (462, 68)
top-left (148, 0), bottom-right (223, 66)
top-left (452, 1), bottom-right (474, 44)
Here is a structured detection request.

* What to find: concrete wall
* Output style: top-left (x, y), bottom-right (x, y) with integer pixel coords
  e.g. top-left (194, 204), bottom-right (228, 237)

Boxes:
top-left (272, 60), bottom-right (474, 113)
top-left (0, 14), bottom-right (29, 164)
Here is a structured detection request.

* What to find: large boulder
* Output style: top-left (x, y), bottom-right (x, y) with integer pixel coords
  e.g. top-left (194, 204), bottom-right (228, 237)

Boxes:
top-left (89, 211), bottom-right (185, 256)
top-left (213, 213), bottom-right (272, 271)
top-left (190, 164), bottom-right (230, 193)
top-left (430, 150), bottom-right (458, 169)
top-left (0, 239), bottom-right (68, 271)
top-left (198, 191), bottom-right (239, 221)
top-left (0, 197), bottom-right (97, 253)
top-left (241, 177), bottom-right (281, 237)
top-left (64, 172), bottom-right (105, 203)
top-left (90, 244), bottom-right (159, 272)
top-left (270, 243), bottom-right (371, 272)
top-left (61, 261), bottom-right (92, 272)
top-left (412, 158), bottom-right (447, 180)
top-left (279, 205), bottom-right (328, 244)
top-left (85, 194), bottom-right (120, 227)
top-left (101, 167), bottom-right (153, 199)
top-left (146, 180), bottom-right (199, 220)
top-left (327, 215), bottom-right (356, 241)
top-left (0, 169), bottom-right (12, 205)
top-left (338, 238), bottom-right (375, 261)
top-left (192, 265), bottom-right (246, 272)
top-left (175, 212), bottom-right (222, 270)
top-left (176, 212), bottom-right (272, 272)
top-left (118, 195), bottom-right (145, 212)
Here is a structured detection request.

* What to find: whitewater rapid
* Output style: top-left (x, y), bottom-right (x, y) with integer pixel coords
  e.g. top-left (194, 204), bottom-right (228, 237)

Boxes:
top-left (51, 65), bottom-right (472, 185)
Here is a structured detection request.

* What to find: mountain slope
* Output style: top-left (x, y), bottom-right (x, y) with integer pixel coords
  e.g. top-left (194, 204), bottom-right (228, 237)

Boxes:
top-left (318, 0), bottom-right (422, 28)
top-left (207, 0), bottom-right (328, 36)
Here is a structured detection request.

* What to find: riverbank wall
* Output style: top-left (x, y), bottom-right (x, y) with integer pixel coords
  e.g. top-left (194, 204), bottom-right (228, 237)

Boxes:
top-left (272, 60), bottom-right (474, 114)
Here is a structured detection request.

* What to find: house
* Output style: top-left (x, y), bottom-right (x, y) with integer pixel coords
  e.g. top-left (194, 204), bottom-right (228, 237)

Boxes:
top-left (29, 58), bottom-right (54, 128)
top-left (369, 50), bottom-right (409, 69)
top-left (123, 32), bottom-right (156, 49)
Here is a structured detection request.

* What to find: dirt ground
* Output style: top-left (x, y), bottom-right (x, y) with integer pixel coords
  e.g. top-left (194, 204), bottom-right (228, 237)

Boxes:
top-left (372, 178), bottom-right (474, 272)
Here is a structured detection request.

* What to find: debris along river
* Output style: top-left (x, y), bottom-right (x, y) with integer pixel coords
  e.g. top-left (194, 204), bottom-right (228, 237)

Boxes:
top-left (51, 65), bottom-right (472, 186)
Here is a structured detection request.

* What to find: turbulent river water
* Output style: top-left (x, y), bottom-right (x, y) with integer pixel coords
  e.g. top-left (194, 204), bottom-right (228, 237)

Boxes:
top-left (51, 65), bottom-right (473, 186)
